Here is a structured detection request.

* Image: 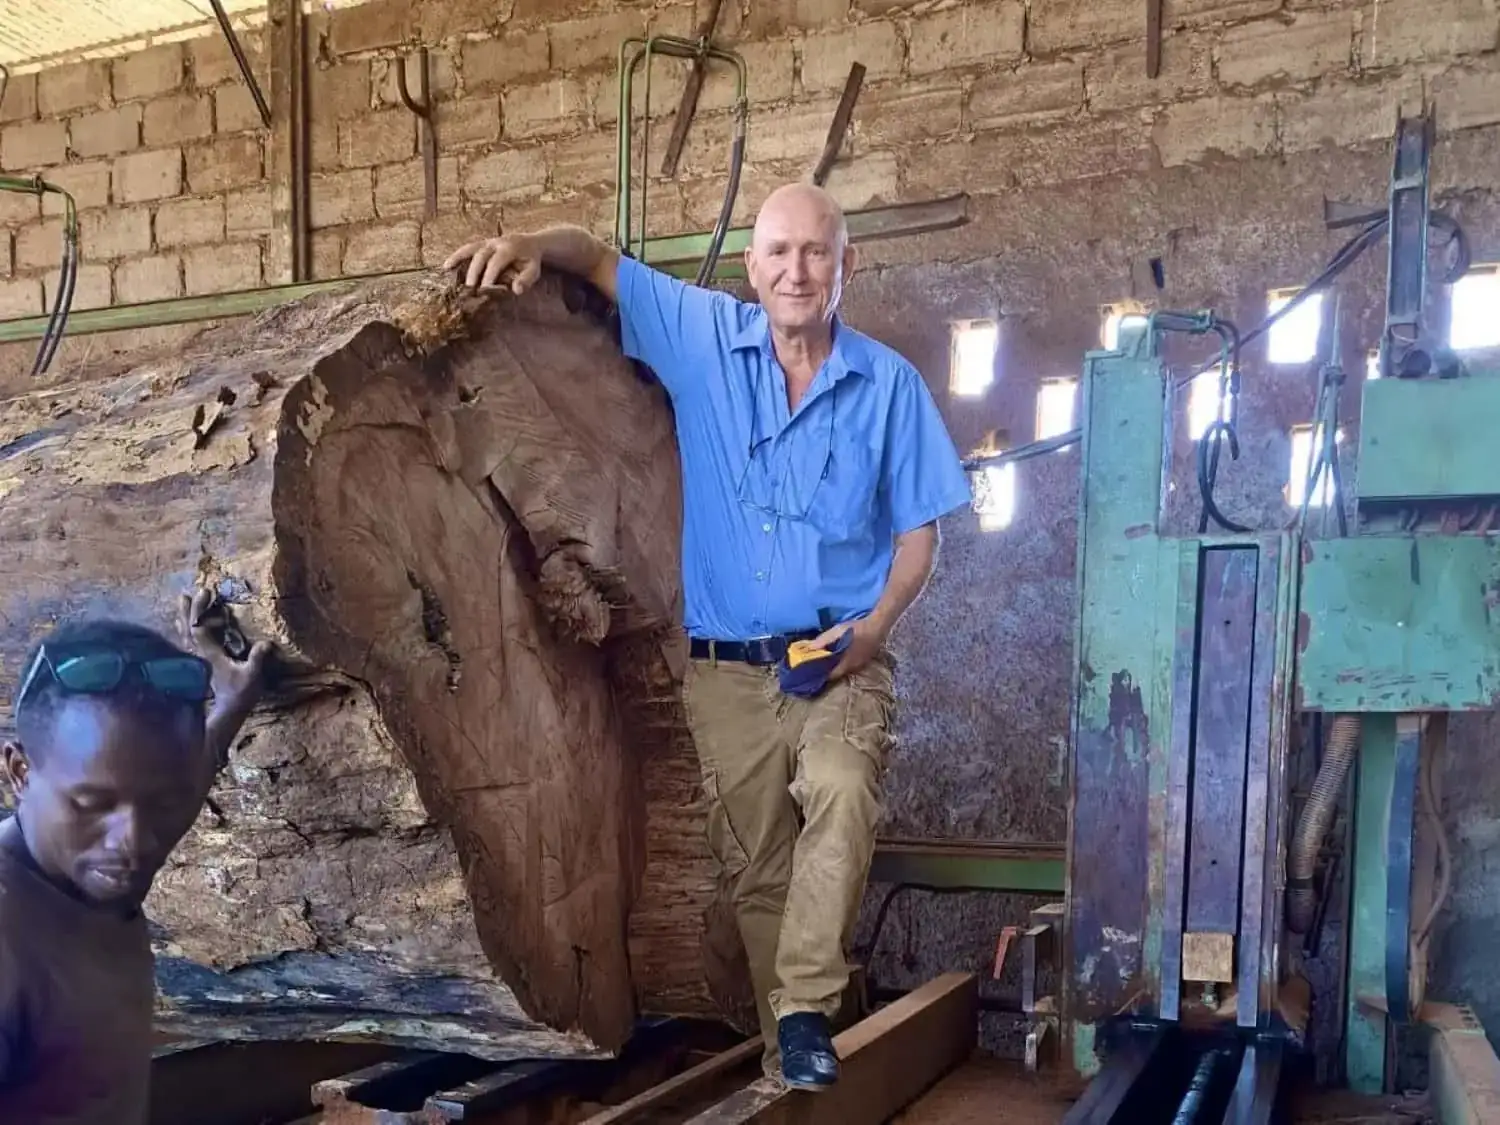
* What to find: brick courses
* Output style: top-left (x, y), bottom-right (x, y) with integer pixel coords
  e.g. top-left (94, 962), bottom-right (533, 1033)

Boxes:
top-left (0, 0), bottom-right (1495, 339)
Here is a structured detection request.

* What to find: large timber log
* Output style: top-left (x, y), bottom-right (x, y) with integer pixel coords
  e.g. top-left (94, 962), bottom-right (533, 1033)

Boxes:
top-left (0, 273), bottom-right (755, 1060)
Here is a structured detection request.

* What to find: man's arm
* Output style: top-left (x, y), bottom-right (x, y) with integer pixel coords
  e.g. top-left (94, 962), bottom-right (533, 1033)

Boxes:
top-left (867, 522), bottom-right (940, 637)
top-left (178, 590), bottom-right (273, 769)
top-left (443, 225), bottom-right (620, 302)
top-left (818, 365), bottom-right (972, 678)
top-left (818, 522), bottom-right (938, 679)
top-left (445, 224), bottom-right (728, 402)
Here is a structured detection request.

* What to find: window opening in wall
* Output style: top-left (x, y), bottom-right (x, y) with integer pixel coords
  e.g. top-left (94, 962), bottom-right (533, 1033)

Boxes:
top-left (1035, 378), bottom-right (1078, 440)
top-left (1449, 265), bottom-right (1500, 351)
top-left (1287, 423), bottom-right (1343, 509)
top-left (1102, 310), bottom-right (1149, 350)
top-left (973, 463), bottom-right (1017, 531)
top-left (1267, 289), bottom-right (1323, 365)
top-left (1186, 373), bottom-right (1231, 442)
top-left (950, 319), bottom-right (999, 398)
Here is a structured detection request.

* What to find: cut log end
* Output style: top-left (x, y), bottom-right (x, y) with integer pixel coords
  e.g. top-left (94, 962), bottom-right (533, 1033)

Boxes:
top-left (0, 273), bottom-right (750, 1059)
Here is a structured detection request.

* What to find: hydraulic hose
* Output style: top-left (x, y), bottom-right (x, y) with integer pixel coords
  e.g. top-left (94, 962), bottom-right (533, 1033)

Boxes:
top-left (1288, 713), bottom-right (1361, 934)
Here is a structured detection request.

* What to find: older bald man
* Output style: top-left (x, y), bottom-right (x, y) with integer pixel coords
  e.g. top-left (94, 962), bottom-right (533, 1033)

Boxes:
top-left (444, 183), bottom-right (971, 1091)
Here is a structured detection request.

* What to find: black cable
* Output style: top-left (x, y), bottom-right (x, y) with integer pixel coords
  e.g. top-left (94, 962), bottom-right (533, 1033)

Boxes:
top-left (695, 103), bottom-right (745, 287)
top-left (1176, 218), bottom-right (1389, 390)
top-left (1196, 319), bottom-right (1252, 534)
top-left (35, 213), bottom-right (77, 377)
top-left (32, 194), bottom-right (78, 378)
top-left (0, 176), bottom-right (78, 378)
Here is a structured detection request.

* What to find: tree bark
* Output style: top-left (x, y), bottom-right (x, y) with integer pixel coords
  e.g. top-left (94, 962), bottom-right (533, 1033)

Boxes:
top-left (0, 274), bottom-right (754, 1060)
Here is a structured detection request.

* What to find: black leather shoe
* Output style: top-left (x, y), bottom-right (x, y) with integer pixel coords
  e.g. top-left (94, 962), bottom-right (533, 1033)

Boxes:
top-left (777, 1012), bottom-right (839, 1091)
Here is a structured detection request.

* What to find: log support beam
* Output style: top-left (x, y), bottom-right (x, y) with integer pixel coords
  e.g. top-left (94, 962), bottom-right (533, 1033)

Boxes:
top-left (682, 973), bottom-right (979, 1125)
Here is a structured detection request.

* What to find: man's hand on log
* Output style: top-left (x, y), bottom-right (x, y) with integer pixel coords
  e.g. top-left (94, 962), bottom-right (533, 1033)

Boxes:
top-left (178, 588), bottom-right (273, 763)
top-left (444, 234), bottom-right (542, 296)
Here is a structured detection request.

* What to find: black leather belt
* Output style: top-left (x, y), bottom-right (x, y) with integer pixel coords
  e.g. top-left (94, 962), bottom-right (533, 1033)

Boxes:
top-left (689, 630), bottom-right (820, 666)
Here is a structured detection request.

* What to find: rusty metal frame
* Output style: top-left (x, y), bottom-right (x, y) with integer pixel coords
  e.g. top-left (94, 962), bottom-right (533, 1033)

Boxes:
top-left (811, 62), bottom-right (865, 187)
top-left (1145, 0), bottom-right (1163, 78)
top-left (395, 48), bottom-right (438, 220)
top-left (208, 0), bottom-right (271, 128)
top-left (659, 0), bottom-right (727, 178)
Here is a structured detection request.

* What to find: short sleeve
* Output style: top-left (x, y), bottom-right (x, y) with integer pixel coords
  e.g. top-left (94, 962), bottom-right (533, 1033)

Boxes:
top-left (882, 365), bottom-right (974, 535)
top-left (615, 255), bottom-right (728, 401)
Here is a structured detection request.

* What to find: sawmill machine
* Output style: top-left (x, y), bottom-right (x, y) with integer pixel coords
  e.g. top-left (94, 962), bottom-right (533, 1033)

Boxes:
top-left (1001, 112), bottom-right (1500, 1122)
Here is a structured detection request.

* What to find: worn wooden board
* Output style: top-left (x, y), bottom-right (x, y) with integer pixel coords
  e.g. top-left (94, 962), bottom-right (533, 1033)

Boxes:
top-left (682, 974), bottom-right (978, 1124)
top-left (581, 1039), bottom-right (763, 1125)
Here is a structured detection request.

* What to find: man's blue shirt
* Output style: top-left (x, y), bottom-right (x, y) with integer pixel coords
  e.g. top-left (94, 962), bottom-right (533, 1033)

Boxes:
top-left (616, 255), bottom-right (973, 642)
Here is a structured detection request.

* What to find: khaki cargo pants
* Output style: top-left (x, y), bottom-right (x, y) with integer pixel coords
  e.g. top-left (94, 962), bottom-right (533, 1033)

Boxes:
top-left (682, 647), bottom-right (895, 1072)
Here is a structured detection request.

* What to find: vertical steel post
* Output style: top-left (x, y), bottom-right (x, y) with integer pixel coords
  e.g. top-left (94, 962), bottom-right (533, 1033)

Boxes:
top-left (1065, 322), bottom-right (1178, 1074)
top-left (1346, 713), bottom-right (1423, 1092)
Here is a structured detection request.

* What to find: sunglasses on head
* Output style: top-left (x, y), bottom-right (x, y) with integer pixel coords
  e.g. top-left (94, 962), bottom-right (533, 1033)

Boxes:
top-left (15, 645), bottom-right (214, 711)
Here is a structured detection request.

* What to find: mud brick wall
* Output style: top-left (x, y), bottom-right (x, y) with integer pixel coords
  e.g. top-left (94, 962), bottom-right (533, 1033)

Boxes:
top-left (3, 0), bottom-right (1500, 1050)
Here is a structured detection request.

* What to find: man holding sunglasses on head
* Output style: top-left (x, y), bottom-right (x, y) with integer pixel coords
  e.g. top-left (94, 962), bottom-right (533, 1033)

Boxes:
top-left (445, 182), bottom-right (972, 1092)
top-left (0, 589), bottom-right (270, 1124)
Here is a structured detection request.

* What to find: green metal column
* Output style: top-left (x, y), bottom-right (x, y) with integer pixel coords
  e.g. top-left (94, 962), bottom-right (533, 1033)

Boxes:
top-left (1346, 712), bottom-right (1399, 1093)
top-left (1065, 323), bottom-right (1179, 1076)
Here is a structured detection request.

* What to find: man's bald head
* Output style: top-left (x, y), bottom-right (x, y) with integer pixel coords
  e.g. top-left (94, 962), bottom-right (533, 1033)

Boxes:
top-left (745, 180), bottom-right (857, 339)
top-left (752, 182), bottom-right (849, 252)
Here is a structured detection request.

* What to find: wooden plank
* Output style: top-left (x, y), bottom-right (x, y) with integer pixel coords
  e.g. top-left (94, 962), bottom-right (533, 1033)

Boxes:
top-left (1425, 1002), bottom-right (1500, 1125)
top-left (580, 1039), bottom-right (762, 1125)
top-left (682, 973), bottom-right (978, 1125)
top-left (1181, 931), bottom-right (1234, 984)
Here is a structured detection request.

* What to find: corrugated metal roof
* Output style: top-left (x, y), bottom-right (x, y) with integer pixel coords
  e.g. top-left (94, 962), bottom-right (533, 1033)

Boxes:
top-left (0, 0), bottom-right (267, 73)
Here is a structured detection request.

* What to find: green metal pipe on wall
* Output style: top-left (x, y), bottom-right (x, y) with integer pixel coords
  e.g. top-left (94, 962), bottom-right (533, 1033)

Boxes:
top-left (0, 196), bottom-right (969, 347)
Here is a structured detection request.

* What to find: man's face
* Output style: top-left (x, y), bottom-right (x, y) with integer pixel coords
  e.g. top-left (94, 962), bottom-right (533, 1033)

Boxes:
top-left (744, 198), bottom-right (855, 335)
top-left (5, 699), bottom-right (211, 908)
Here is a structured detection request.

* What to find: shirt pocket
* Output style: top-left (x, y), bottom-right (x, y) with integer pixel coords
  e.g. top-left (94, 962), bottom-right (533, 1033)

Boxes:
top-left (804, 435), bottom-right (880, 542)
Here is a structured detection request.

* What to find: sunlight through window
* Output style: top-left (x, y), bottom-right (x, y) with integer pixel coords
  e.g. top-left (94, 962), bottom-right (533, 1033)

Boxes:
top-left (1035, 378), bottom-right (1078, 440)
top-left (974, 464), bottom-right (1016, 531)
top-left (1268, 289), bottom-right (1323, 365)
top-left (1287, 424), bottom-right (1343, 508)
top-left (1103, 310), bottom-right (1148, 350)
top-left (950, 320), bottom-right (998, 398)
top-left (1450, 268), bottom-right (1500, 351)
top-left (1186, 374), bottom-right (1231, 441)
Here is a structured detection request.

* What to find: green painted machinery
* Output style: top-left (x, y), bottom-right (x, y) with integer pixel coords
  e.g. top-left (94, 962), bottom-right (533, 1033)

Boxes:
top-left (1045, 112), bottom-right (1500, 1121)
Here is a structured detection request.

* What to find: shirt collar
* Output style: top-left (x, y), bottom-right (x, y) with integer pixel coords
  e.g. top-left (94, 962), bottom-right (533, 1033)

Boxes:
top-left (730, 309), bottom-right (870, 382)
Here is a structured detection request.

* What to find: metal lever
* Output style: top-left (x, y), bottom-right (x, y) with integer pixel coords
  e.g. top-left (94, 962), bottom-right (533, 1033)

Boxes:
top-left (396, 49), bottom-right (439, 220)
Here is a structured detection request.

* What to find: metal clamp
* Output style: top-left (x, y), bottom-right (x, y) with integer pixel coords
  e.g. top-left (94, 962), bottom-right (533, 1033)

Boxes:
top-left (1023, 903), bottom-right (1063, 1073)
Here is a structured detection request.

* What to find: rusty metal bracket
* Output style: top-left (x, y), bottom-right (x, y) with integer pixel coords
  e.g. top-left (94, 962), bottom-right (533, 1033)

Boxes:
top-left (1146, 0), bottom-right (1163, 78)
top-left (811, 61), bottom-right (865, 187)
top-left (396, 47), bottom-right (438, 220)
top-left (660, 0), bottom-right (727, 178)
top-left (993, 925), bottom-right (1020, 980)
top-left (208, 0), bottom-right (272, 128)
